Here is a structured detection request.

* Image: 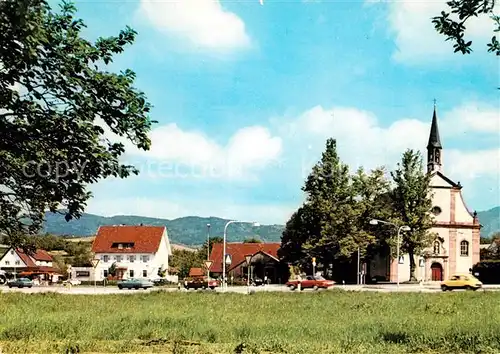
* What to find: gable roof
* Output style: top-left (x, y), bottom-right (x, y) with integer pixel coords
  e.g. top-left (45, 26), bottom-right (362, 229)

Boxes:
top-left (91, 225), bottom-right (166, 254)
top-left (430, 171), bottom-right (461, 188)
top-left (0, 248), bottom-right (53, 267)
top-left (209, 242), bottom-right (281, 273)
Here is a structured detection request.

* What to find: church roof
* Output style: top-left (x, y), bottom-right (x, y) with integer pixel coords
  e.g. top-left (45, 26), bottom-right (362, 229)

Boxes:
top-left (427, 106), bottom-right (442, 149)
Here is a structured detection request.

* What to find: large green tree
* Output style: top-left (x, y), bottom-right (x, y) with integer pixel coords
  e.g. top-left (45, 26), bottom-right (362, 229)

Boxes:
top-left (432, 0), bottom-right (499, 56)
top-left (280, 140), bottom-right (395, 273)
top-left (279, 203), bottom-right (320, 267)
top-left (0, 0), bottom-right (154, 245)
top-left (390, 149), bottom-right (435, 281)
top-left (351, 167), bottom-right (395, 259)
top-left (301, 139), bottom-right (357, 265)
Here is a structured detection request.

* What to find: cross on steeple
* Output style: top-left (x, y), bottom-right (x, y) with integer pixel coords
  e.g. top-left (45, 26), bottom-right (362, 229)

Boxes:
top-left (433, 98), bottom-right (437, 107)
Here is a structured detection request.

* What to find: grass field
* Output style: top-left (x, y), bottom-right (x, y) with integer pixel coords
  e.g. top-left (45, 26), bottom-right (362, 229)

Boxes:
top-left (1, 290), bottom-right (500, 353)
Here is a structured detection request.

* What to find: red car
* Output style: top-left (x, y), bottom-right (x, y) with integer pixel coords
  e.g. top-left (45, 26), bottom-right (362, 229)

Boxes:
top-left (286, 275), bottom-right (335, 291)
top-left (183, 277), bottom-right (219, 290)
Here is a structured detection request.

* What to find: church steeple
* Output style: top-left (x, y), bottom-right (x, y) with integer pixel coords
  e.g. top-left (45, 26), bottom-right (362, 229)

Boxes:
top-left (427, 102), bottom-right (443, 173)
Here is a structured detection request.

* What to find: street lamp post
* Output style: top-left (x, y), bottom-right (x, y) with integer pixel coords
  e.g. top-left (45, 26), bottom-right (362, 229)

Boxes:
top-left (207, 223), bottom-right (211, 261)
top-left (245, 254), bottom-right (253, 294)
top-left (369, 219), bottom-right (411, 290)
top-left (223, 220), bottom-right (260, 292)
top-left (206, 223), bottom-right (211, 280)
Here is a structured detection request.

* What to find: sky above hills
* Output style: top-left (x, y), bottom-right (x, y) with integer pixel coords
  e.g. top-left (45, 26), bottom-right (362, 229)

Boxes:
top-left (58, 0), bottom-right (499, 224)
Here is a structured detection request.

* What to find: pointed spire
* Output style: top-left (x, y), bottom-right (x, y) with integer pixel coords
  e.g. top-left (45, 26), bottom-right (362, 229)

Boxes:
top-left (427, 103), bottom-right (442, 149)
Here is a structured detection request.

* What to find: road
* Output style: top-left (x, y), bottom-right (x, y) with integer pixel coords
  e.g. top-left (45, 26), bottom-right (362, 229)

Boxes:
top-left (3, 283), bottom-right (500, 294)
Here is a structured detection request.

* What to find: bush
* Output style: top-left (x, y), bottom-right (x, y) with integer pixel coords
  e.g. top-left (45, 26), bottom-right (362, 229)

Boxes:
top-left (472, 261), bottom-right (500, 284)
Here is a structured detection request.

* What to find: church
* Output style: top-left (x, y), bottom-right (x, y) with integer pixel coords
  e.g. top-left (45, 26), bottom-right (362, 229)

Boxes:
top-left (370, 106), bottom-right (481, 282)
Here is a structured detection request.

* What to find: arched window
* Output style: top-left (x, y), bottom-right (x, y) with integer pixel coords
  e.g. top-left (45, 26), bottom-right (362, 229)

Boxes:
top-left (433, 241), bottom-right (440, 254)
top-left (460, 240), bottom-right (469, 256)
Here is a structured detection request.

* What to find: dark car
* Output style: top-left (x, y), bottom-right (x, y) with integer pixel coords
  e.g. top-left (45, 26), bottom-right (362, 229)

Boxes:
top-left (252, 277), bottom-right (264, 286)
top-left (8, 278), bottom-right (33, 288)
top-left (184, 277), bottom-right (219, 290)
top-left (117, 278), bottom-right (154, 290)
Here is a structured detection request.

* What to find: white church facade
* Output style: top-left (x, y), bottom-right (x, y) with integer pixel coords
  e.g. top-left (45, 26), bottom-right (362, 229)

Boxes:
top-left (371, 106), bottom-right (481, 282)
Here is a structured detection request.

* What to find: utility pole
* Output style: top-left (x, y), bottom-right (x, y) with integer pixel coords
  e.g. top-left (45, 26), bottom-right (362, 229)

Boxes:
top-left (357, 246), bottom-right (360, 285)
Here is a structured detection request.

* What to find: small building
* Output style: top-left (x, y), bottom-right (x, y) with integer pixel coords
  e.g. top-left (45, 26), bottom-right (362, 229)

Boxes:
top-left (91, 225), bottom-right (174, 282)
top-left (209, 242), bottom-right (289, 284)
top-left (0, 247), bottom-right (60, 281)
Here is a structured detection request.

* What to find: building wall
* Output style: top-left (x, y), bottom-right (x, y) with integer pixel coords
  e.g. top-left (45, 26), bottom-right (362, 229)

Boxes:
top-left (95, 252), bottom-right (156, 280)
top-left (70, 267), bottom-right (96, 282)
top-left (0, 249), bottom-right (26, 268)
top-left (153, 230), bottom-right (172, 277)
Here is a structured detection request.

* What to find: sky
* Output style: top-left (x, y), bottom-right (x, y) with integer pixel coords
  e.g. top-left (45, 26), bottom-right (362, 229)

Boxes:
top-left (55, 0), bottom-right (499, 224)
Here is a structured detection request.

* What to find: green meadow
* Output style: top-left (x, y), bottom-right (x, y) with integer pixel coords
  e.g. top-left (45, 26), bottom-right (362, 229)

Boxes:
top-left (1, 290), bottom-right (500, 353)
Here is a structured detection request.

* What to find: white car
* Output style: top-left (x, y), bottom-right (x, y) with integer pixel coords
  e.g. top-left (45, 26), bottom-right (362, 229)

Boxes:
top-left (63, 279), bottom-right (81, 286)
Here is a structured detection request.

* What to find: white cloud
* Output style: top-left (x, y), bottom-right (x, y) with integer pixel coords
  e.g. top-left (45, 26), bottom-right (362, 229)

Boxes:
top-left (282, 102), bottom-right (500, 182)
top-left (86, 196), bottom-right (294, 225)
top-left (387, 0), bottom-right (499, 63)
top-left (138, 0), bottom-right (251, 52)
top-left (441, 102), bottom-right (500, 134)
top-left (99, 120), bottom-right (282, 181)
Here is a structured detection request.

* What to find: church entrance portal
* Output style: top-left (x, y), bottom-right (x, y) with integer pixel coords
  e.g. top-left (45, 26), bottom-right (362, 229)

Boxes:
top-left (431, 262), bottom-right (443, 281)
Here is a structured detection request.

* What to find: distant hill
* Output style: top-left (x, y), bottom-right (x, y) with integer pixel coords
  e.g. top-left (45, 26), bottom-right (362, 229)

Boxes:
top-left (41, 205), bottom-right (499, 246)
top-left (42, 212), bottom-right (285, 246)
top-left (478, 207), bottom-right (500, 238)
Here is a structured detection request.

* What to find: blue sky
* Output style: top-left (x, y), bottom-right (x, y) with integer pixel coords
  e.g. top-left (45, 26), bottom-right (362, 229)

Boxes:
top-left (59, 0), bottom-right (499, 224)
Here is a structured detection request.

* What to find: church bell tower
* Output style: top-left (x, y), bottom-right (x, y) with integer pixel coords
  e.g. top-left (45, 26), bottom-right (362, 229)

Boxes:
top-left (427, 104), bottom-right (442, 173)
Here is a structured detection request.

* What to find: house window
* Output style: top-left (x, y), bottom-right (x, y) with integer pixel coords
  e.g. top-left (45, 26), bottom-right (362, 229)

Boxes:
top-left (118, 244), bottom-right (123, 250)
top-left (129, 270), bottom-right (134, 278)
top-left (10, 250), bottom-right (14, 255)
top-left (128, 255), bottom-right (135, 263)
top-left (460, 240), bottom-right (469, 256)
top-left (143, 270), bottom-right (147, 278)
top-left (433, 241), bottom-right (440, 254)
top-left (102, 255), bottom-right (109, 263)
top-left (116, 255), bottom-right (122, 262)
top-left (103, 270), bottom-right (108, 278)
top-left (15, 261), bottom-right (20, 266)
top-left (142, 255), bottom-right (149, 263)
top-left (5, 261), bottom-right (9, 265)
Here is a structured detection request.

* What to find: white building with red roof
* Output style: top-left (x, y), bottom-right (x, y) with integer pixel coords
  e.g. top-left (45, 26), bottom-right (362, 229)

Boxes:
top-left (0, 247), bottom-right (58, 278)
top-left (91, 225), bottom-right (173, 281)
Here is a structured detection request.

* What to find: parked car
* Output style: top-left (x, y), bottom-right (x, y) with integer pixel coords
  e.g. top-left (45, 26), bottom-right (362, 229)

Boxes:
top-left (8, 278), bottom-right (34, 288)
top-left (62, 279), bottom-right (81, 286)
top-left (441, 273), bottom-right (483, 291)
top-left (286, 275), bottom-right (335, 291)
top-left (117, 278), bottom-right (154, 290)
top-left (184, 277), bottom-right (219, 290)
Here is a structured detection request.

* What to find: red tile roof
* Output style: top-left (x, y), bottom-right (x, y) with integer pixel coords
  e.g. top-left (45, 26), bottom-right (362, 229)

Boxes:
top-left (189, 267), bottom-right (205, 277)
top-left (32, 249), bottom-right (53, 262)
top-left (91, 225), bottom-right (166, 254)
top-left (8, 248), bottom-right (53, 268)
top-left (209, 242), bottom-right (281, 273)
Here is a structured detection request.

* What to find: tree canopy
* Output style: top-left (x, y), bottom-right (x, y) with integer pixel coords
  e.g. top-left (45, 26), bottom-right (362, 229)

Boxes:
top-left (432, 0), bottom-right (499, 56)
top-left (388, 149), bottom-right (435, 281)
top-left (0, 0), bottom-right (154, 245)
top-left (280, 139), bottom-right (394, 275)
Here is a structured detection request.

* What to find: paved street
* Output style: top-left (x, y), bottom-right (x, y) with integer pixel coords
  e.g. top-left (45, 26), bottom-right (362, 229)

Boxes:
top-left (3, 283), bottom-right (500, 294)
